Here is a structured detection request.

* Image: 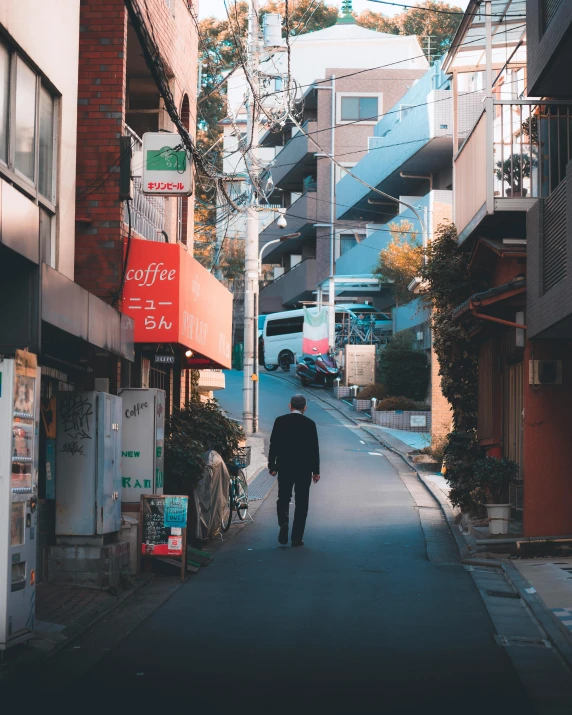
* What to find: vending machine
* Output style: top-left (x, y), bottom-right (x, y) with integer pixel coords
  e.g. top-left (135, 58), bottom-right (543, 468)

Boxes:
top-left (0, 351), bottom-right (40, 650)
top-left (118, 388), bottom-right (165, 505)
top-left (55, 392), bottom-right (122, 536)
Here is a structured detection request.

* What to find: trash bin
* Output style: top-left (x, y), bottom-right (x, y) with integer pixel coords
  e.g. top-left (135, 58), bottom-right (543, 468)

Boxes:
top-left (233, 343), bottom-right (244, 370)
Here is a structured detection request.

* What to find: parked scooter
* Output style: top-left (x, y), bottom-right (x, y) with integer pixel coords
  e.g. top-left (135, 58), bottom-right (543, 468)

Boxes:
top-left (295, 347), bottom-right (340, 388)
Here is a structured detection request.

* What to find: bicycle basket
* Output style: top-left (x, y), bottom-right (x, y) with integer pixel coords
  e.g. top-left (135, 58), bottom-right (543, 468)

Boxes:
top-left (230, 446), bottom-right (251, 469)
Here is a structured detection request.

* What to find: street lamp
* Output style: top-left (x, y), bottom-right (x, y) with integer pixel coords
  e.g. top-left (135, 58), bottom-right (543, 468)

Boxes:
top-left (258, 232), bottom-right (301, 275)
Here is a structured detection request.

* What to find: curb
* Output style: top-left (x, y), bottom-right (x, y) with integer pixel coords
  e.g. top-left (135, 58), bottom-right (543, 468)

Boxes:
top-left (501, 561), bottom-right (572, 671)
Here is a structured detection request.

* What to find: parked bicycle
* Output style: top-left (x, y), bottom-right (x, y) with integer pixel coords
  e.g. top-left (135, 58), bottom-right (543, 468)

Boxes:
top-left (221, 446), bottom-right (251, 532)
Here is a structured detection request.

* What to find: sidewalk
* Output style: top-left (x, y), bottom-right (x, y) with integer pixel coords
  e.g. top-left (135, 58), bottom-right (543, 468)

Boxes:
top-left (268, 371), bottom-right (572, 669)
top-left (0, 574), bottom-right (153, 679)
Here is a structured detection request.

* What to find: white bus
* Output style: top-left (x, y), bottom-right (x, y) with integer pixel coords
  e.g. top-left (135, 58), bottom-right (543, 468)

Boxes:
top-left (262, 309), bottom-right (306, 372)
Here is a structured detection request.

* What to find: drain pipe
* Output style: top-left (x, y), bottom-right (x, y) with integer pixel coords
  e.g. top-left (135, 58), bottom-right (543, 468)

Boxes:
top-left (399, 172), bottom-right (433, 191)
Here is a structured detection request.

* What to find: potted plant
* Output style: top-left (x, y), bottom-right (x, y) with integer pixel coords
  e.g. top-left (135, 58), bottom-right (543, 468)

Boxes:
top-left (495, 154), bottom-right (531, 197)
top-left (473, 457), bottom-right (518, 535)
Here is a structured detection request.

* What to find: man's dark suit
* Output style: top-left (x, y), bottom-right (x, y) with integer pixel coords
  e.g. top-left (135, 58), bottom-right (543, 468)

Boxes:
top-left (268, 412), bottom-right (320, 543)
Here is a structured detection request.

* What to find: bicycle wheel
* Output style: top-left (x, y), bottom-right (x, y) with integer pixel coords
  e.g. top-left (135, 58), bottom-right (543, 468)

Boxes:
top-left (221, 482), bottom-right (233, 532)
top-left (235, 471), bottom-right (249, 520)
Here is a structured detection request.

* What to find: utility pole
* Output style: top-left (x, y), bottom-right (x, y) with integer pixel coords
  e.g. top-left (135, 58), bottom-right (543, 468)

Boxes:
top-left (243, 0), bottom-right (260, 435)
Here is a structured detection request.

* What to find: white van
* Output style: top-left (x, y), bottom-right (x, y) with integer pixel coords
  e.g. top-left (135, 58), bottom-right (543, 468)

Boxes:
top-left (262, 309), bottom-right (306, 372)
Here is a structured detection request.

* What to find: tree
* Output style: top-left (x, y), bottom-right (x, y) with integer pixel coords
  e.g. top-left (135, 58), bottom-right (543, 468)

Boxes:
top-left (195, 2), bottom-right (338, 264)
top-left (356, 1), bottom-right (463, 61)
top-left (420, 222), bottom-right (483, 510)
top-left (373, 220), bottom-right (422, 305)
top-left (220, 239), bottom-right (245, 281)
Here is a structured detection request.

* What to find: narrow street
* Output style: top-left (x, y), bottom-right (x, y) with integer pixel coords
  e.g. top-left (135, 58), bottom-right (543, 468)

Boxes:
top-left (18, 372), bottom-right (536, 713)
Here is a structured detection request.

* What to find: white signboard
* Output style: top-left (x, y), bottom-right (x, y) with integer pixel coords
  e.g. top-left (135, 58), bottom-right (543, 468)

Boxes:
top-left (119, 388), bottom-right (165, 503)
top-left (141, 132), bottom-right (192, 196)
top-left (344, 345), bottom-right (376, 386)
top-left (410, 414), bottom-right (427, 428)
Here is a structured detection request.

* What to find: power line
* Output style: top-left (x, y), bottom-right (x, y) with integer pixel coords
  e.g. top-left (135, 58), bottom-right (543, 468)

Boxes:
top-left (366, 0), bottom-right (526, 18)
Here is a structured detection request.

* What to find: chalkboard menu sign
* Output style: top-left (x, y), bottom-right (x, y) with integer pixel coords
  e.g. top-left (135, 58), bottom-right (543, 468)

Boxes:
top-left (139, 495), bottom-right (188, 581)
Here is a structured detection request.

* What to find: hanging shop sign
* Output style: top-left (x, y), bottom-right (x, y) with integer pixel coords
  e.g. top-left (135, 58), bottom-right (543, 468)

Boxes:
top-left (141, 133), bottom-right (192, 196)
top-left (122, 239), bottom-right (233, 369)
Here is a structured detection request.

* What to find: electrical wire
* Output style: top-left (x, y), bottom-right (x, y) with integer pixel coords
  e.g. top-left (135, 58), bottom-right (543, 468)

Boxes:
top-left (366, 0), bottom-right (526, 18)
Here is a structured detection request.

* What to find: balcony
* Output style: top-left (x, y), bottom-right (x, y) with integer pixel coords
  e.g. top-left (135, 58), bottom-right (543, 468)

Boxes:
top-left (336, 87), bottom-right (460, 221)
top-left (259, 192), bottom-right (318, 263)
top-left (198, 370), bottom-right (226, 392)
top-left (454, 100), bottom-right (572, 242)
top-left (259, 258), bottom-right (317, 313)
top-left (124, 124), bottom-right (166, 242)
top-left (269, 120), bottom-right (318, 191)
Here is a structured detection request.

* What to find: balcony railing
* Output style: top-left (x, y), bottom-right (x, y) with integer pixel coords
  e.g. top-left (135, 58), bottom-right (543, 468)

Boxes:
top-left (259, 257), bottom-right (317, 308)
top-left (454, 100), bottom-right (572, 239)
top-left (124, 124), bottom-right (166, 242)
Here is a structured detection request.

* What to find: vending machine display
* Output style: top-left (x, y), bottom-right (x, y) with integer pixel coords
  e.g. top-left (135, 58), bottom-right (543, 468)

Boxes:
top-left (0, 351), bottom-right (40, 650)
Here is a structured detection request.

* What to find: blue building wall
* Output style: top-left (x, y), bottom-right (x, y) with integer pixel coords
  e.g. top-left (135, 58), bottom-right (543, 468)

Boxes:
top-left (336, 59), bottom-right (450, 219)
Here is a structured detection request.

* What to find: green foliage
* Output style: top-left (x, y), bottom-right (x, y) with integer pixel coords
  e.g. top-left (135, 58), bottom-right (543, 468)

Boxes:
top-left (378, 332), bottom-right (429, 401)
top-left (495, 154), bottom-right (531, 193)
top-left (165, 400), bottom-right (244, 495)
top-left (420, 222), bottom-right (483, 510)
top-left (356, 383), bottom-right (386, 400)
top-left (376, 396), bottom-right (429, 411)
top-left (473, 457), bottom-right (518, 504)
top-left (356, 1), bottom-right (463, 60)
top-left (373, 220), bottom-right (422, 305)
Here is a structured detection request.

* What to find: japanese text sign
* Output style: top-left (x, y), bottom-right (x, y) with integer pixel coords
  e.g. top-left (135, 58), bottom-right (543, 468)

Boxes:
top-left (122, 238), bottom-right (233, 368)
top-left (142, 132), bottom-right (192, 196)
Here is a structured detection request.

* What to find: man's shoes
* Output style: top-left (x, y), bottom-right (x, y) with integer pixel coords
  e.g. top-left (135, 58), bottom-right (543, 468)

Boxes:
top-left (278, 523), bottom-right (289, 545)
top-left (291, 540), bottom-right (304, 547)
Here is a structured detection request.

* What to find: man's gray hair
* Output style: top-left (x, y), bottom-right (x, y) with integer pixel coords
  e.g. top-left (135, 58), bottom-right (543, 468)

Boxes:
top-left (290, 394), bottom-right (307, 411)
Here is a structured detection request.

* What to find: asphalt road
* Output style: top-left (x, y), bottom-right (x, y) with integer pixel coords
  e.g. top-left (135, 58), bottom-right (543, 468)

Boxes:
top-left (22, 371), bottom-right (535, 713)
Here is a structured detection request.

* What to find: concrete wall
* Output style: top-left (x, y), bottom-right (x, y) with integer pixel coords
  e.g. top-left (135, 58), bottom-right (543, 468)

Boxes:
top-left (527, 0), bottom-right (572, 96)
top-left (0, 0), bottom-right (81, 279)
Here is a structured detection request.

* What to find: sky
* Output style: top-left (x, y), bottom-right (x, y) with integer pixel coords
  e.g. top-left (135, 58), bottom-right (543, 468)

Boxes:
top-left (198, 0), bottom-right (470, 21)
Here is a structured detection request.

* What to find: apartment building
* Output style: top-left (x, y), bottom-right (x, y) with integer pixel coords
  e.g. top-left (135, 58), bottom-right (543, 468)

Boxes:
top-left (334, 58), bottom-right (473, 442)
top-left (220, 10), bottom-right (427, 317)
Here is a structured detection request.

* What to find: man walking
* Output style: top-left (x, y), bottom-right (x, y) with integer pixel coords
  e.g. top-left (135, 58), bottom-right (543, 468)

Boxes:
top-left (268, 394), bottom-right (320, 547)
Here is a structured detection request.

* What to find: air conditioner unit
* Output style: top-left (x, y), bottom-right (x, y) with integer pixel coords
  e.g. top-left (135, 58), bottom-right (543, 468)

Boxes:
top-left (528, 360), bottom-right (562, 385)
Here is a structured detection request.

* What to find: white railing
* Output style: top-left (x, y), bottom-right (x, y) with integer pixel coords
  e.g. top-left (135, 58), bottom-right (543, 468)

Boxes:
top-left (124, 124), bottom-right (166, 241)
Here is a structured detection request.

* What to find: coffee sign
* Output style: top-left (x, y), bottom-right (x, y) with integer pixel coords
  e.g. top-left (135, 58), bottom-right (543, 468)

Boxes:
top-left (122, 239), bottom-right (233, 368)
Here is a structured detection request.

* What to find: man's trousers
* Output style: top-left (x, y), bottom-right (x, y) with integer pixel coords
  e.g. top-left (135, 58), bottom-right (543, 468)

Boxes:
top-left (276, 470), bottom-right (312, 543)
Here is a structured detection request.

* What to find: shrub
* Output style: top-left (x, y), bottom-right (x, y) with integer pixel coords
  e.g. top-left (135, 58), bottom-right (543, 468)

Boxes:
top-left (165, 400), bottom-right (244, 495)
top-left (473, 457), bottom-right (518, 504)
top-left (378, 332), bottom-right (429, 401)
top-left (376, 396), bottom-right (416, 411)
top-left (356, 384), bottom-right (386, 400)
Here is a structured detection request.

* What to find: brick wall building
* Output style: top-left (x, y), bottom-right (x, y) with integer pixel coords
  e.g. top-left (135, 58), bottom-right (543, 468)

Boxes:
top-left (74, 0), bottom-right (201, 404)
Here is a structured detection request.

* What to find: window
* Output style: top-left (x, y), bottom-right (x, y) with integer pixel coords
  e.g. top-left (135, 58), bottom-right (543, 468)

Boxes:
top-left (340, 234), bottom-right (357, 255)
top-left (0, 44), bottom-right (8, 163)
top-left (340, 96), bottom-right (379, 122)
top-left (0, 41), bottom-right (57, 204)
top-left (275, 77), bottom-right (284, 92)
top-left (15, 58), bottom-right (36, 181)
top-left (39, 87), bottom-right (55, 201)
top-left (335, 163), bottom-right (356, 184)
top-left (265, 316), bottom-right (304, 337)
